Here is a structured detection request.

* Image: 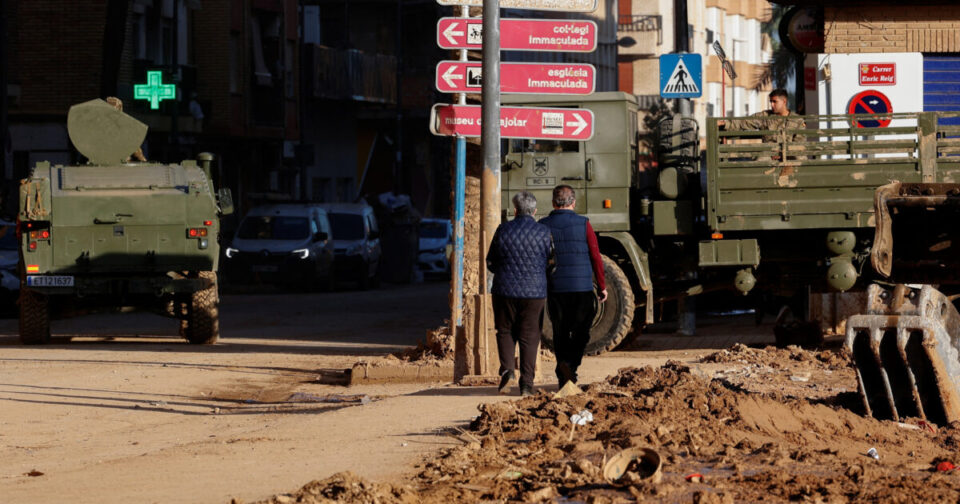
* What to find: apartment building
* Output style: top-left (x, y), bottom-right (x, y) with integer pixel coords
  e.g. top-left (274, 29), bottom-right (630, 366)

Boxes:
top-left (617, 0), bottom-right (773, 136)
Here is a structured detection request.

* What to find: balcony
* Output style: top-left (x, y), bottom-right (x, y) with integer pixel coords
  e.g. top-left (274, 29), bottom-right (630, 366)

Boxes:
top-left (307, 45), bottom-right (397, 104)
top-left (617, 14), bottom-right (663, 58)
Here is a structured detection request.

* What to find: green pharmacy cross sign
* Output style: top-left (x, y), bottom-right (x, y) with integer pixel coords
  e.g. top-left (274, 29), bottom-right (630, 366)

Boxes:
top-left (134, 71), bottom-right (176, 109)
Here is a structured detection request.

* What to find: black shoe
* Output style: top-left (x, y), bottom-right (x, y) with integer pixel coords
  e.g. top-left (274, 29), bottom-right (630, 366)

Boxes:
top-left (498, 370), bottom-right (515, 395)
top-left (556, 362), bottom-right (574, 388)
top-left (520, 384), bottom-right (535, 397)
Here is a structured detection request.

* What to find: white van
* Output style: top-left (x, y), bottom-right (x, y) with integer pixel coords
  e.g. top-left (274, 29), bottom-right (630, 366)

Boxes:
top-left (224, 204), bottom-right (335, 289)
top-left (318, 203), bottom-right (381, 289)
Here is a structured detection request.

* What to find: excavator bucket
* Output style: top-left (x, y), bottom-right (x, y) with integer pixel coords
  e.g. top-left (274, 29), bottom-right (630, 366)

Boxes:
top-left (846, 284), bottom-right (960, 425)
top-left (872, 182), bottom-right (960, 283)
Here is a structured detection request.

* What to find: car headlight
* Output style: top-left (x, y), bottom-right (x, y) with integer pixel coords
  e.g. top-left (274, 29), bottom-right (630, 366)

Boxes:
top-left (225, 247), bottom-right (238, 258)
top-left (292, 248), bottom-right (310, 259)
top-left (346, 244), bottom-right (362, 256)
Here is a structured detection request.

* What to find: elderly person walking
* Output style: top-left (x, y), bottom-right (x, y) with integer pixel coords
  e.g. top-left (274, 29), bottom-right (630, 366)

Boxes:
top-left (540, 185), bottom-right (606, 388)
top-left (486, 191), bottom-right (554, 396)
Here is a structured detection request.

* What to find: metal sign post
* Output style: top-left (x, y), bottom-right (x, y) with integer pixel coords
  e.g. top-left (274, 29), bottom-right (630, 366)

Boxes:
top-left (451, 6), bottom-right (470, 334)
top-left (475, 0), bottom-right (501, 378)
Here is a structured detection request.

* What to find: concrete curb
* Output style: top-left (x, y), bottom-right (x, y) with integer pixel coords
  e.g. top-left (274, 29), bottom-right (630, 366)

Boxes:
top-left (349, 361), bottom-right (455, 385)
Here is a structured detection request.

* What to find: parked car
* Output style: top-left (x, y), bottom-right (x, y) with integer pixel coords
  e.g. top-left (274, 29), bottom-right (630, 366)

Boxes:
top-left (418, 218), bottom-right (451, 276)
top-left (224, 204), bottom-right (335, 289)
top-left (318, 203), bottom-right (381, 289)
top-left (0, 220), bottom-right (19, 313)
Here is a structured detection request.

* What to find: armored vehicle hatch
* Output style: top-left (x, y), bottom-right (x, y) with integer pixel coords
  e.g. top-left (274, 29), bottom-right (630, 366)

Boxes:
top-left (66, 99), bottom-right (148, 165)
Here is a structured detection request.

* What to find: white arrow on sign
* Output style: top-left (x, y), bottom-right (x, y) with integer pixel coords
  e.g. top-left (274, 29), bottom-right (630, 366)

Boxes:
top-left (566, 113), bottom-right (587, 135)
top-left (442, 22), bottom-right (463, 45)
top-left (441, 65), bottom-right (463, 88)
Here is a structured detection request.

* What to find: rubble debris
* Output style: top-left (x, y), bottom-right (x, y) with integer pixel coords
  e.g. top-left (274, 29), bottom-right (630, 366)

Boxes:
top-left (286, 392), bottom-right (371, 405)
top-left (261, 346), bottom-right (960, 503)
top-left (392, 325), bottom-right (454, 362)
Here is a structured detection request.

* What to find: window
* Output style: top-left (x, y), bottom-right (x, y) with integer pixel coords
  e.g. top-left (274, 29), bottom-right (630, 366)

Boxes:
top-left (511, 139), bottom-right (579, 153)
top-left (706, 29), bottom-right (714, 44)
top-left (237, 216), bottom-right (310, 240)
top-left (329, 214), bottom-right (365, 240)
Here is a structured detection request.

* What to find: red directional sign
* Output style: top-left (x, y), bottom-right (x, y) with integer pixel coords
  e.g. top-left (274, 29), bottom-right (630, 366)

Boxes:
top-left (436, 18), bottom-right (597, 52)
top-left (435, 61), bottom-right (595, 95)
top-left (429, 104), bottom-right (594, 141)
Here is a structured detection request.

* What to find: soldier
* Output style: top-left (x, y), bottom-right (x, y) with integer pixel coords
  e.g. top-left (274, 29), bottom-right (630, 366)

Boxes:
top-left (719, 88), bottom-right (806, 160)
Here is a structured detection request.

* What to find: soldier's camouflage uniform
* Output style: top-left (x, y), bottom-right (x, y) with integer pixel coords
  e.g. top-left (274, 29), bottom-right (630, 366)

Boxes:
top-left (725, 110), bottom-right (807, 160)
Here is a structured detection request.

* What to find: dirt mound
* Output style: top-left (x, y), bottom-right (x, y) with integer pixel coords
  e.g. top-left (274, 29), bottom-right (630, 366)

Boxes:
top-left (699, 343), bottom-right (856, 402)
top-left (253, 472), bottom-right (418, 504)
top-left (393, 325), bottom-right (453, 362)
top-left (410, 361), bottom-right (960, 502)
top-left (262, 349), bottom-right (960, 503)
top-left (700, 342), bottom-right (850, 370)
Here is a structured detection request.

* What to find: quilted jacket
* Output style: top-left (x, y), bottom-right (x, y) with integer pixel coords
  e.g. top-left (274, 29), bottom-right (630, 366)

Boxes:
top-left (486, 215), bottom-right (554, 299)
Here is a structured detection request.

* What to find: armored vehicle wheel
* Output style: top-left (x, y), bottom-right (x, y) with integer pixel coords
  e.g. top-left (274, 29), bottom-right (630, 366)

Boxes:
top-left (19, 289), bottom-right (51, 345)
top-left (541, 255), bottom-right (635, 356)
top-left (180, 271), bottom-right (220, 344)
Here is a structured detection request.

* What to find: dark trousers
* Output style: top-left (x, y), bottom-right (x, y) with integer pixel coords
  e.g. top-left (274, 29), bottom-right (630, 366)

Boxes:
top-left (547, 291), bottom-right (596, 383)
top-left (492, 295), bottom-right (545, 388)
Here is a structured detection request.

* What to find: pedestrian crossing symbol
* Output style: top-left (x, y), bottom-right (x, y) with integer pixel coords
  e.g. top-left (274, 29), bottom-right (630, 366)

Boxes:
top-left (659, 53), bottom-right (702, 99)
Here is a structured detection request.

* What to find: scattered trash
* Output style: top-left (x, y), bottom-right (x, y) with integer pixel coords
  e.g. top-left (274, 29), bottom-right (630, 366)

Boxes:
top-left (897, 422), bottom-right (921, 431)
top-left (497, 470), bottom-right (524, 480)
top-left (918, 421), bottom-right (937, 433)
top-left (401, 442), bottom-right (408, 447)
top-left (24, 469), bottom-right (44, 477)
top-left (287, 392), bottom-right (371, 404)
top-left (866, 447), bottom-right (880, 460)
top-left (243, 399), bottom-right (258, 404)
top-left (553, 381), bottom-right (582, 399)
top-left (602, 447), bottom-right (662, 486)
top-left (789, 374), bottom-right (811, 382)
top-left (685, 473), bottom-right (704, 483)
top-left (149, 401), bottom-right (168, 408)
top-left (568, 409), bottom-right (594, 441)
top-left (937, 461), bottom-right (956, 472)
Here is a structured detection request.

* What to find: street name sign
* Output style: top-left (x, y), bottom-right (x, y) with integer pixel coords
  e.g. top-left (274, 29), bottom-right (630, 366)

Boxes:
top-left (435, 61), bottom-right (595, 95)
top-left (436, 0), bottom-right (597, 12)
top-left (437, 18), bottom-right (597, 52)
top-left (659, 53), bottom-right (702, 99)
top-left (430, 104), bottom-right (594, 140)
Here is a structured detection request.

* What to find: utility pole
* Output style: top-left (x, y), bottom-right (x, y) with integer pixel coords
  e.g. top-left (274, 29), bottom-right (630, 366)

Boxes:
top-left (674, 0), bottom-right (695, 335)
top-left (468, 0), bottom-right (501, 381)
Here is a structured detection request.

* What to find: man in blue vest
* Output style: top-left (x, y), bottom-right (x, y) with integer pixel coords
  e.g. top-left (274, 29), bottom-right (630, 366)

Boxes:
top-left (539, 185), bottom-right (607, 387)
top-left (486, 191), bottom-right (555, 396)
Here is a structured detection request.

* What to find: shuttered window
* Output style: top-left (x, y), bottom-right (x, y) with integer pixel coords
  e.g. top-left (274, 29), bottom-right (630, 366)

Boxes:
top-left (923, 55), bottom-right (960, 126)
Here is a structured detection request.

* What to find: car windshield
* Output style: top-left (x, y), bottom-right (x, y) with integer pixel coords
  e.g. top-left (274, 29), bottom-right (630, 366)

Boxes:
top-left (328, 213), bottom-right (365, 240)
top-left (0, 225), bottom-right (17, 250)
top-left (420, 222), bottom-right (448, 239)
top-left (237, 216), bottom-right (309, 240)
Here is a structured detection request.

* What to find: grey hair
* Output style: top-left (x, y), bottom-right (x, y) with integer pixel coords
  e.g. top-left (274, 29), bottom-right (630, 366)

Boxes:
top-left (512, 191), bottom-right (537, 216)
top-left (552, 185), bottom-right (575, 207)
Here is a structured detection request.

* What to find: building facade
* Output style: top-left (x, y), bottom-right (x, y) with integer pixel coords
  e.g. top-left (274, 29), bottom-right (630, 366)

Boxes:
top-left (617, 0), bottom-right (773, 139)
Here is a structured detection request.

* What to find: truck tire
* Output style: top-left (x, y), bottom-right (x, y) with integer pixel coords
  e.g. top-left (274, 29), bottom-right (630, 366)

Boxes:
top-left (181, 271), bottom-right (219, 344)
top-left (19, 289), bottom-right (51, 345)
top-left (541, 255), bottom-right (635, 356)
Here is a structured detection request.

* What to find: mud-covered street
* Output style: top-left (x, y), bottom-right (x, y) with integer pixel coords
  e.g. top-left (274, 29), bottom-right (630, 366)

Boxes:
top-left (0, 282), bottom-right (782, 504)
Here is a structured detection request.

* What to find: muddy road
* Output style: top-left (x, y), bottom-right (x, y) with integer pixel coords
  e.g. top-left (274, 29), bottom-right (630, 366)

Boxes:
top-left (0, 281), bottom-right (833, 504)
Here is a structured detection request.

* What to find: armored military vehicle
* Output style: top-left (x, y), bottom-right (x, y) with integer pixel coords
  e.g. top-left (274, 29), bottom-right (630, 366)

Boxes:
top-left (17, 99), bottom-right (233, 344)
top-left (501, 92), bottom-right (960, 358)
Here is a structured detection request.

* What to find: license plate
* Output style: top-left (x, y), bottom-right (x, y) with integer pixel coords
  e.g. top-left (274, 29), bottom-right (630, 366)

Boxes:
top-left (251, 265), bottom-right (278, 273)
top-left (27, 275), bottom-right (75, 287)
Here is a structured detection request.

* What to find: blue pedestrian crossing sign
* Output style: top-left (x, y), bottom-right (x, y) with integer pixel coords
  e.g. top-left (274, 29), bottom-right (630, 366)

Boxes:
top-left (659, 53), bottom-right (702, 99)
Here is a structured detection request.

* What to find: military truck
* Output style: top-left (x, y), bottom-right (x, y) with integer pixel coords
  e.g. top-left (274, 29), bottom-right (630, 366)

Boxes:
top-left (501, 92), bottom-right (960, 355)
top-left (17, 99), bottom-right (233, 344)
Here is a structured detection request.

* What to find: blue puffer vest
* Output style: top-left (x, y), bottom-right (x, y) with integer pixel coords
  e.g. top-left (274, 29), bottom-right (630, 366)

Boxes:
top-left (539, 209), bottom-right (593, 293)
top-left (487, 215), bottom-right (553, 299)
